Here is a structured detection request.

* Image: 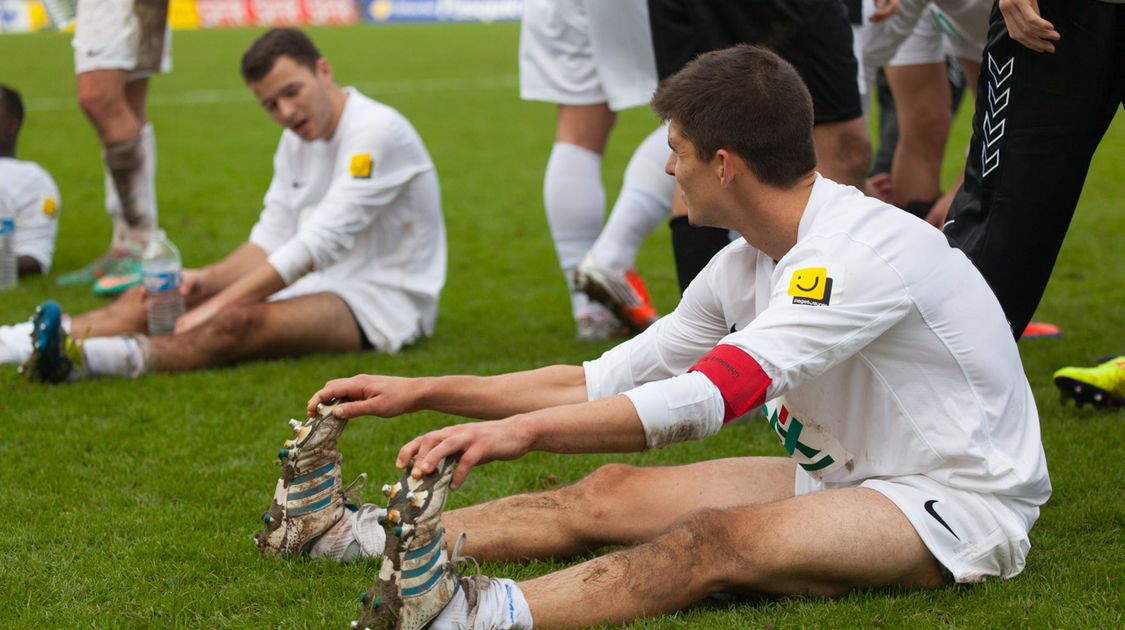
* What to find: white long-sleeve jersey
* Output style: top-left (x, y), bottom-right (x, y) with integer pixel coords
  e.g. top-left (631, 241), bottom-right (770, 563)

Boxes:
top-left (249, 88), bottom-right (446, 351)
top-left (585, 176), bottom-right (1050, 505)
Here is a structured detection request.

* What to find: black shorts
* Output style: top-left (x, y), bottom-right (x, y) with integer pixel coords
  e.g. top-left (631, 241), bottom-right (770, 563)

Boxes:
top-left (648, 0), bottom-right (863, 124)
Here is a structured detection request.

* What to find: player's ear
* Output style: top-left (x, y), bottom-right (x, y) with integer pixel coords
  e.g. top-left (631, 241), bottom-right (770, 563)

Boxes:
top-left (715, 149), bottom-right (735, 186)
top-left (315, 57), bottom-right (333, 81)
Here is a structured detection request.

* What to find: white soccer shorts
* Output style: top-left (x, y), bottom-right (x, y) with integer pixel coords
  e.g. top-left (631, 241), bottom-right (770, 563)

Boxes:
top-left (796, 469), bottom-right (1039, 583)
top-left (73, 0), bottom-right (172, 77)
top-left (518, 0), bottom-right (658, 111)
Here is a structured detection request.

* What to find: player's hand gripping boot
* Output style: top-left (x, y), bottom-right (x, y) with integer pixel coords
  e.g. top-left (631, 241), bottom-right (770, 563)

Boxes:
top-left (352, 456), bottom-right (459, 630)
top-left (255, 399), bottom-right (363, 556)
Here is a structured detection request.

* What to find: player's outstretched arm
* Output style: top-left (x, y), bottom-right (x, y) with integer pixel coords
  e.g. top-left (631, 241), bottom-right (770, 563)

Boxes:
top-left (307, 365), bottom-right (590, 421)
top-left (400, 394), bottom-right (646, 489)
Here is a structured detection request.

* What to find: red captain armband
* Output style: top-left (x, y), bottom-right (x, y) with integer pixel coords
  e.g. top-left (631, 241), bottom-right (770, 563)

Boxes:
top-left (689, 344), bottom-right (772, 423)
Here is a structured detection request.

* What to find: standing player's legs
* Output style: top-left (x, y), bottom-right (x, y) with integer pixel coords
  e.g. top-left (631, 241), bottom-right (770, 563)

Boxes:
top-left (544, 103), bottom-right (619, 335)
top-left (944, 0), bottom-right (1125, 338)
top-left (520, 0), bottom-right (657, 340)
top-left (66, 0), bottom-right (169, 283)
top-left (78, 71), bottom-right (157, 254)
top-left (884, 62), bottom-right (953, 215)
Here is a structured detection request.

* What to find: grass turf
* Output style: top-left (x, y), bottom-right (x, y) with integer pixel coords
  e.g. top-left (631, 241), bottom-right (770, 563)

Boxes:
top-left (0, 22), bottom-right (1122, 628)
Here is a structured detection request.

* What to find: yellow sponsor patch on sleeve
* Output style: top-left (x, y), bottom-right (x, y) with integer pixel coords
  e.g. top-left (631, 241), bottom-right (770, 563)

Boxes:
top-left (788, 266), bottom-right (835, 306)
top-left (42, 197), bottom-right (58, 218)
top-left (788, 267), bottom-right (827, 300)
top-left (349, 153), bottom-right (373, 179)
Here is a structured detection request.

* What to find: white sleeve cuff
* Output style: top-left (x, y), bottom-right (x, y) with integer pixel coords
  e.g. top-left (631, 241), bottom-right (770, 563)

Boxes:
top-left (623, 371), bottom-right (726, 450)
top-left (266, 240), bottom-right (315, 285)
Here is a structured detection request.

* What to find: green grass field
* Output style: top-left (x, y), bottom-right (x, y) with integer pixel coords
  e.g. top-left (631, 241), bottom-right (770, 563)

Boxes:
top-left (1, 23), bottom-right (1122, 628)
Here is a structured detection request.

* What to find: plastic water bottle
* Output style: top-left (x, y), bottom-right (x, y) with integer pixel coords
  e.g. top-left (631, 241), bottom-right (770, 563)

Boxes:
top-left (0, 194), bottom-right (16, 292)
top-left (141, 229), bottom-right (185, 335)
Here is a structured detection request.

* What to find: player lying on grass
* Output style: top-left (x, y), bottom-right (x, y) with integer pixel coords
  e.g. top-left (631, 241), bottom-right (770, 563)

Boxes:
top-left (0, 28), bottom-right (446, 381)
top-left (257, 45), bottom-right (1051, 629)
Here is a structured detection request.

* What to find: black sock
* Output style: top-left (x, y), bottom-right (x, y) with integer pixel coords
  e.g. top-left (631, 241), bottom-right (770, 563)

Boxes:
top-left (669, 216), bottom-right (731, 294)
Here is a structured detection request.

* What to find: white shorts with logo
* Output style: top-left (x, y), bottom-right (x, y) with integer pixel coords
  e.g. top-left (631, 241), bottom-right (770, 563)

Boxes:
top-left (73, 0), bottom-right (172, 77)
top-left (518, 0), bottom-right (658, 111)
top-left (796, 469), bottom-right (1040, 583)
top-left (863, 0), bottom-right (988, 81)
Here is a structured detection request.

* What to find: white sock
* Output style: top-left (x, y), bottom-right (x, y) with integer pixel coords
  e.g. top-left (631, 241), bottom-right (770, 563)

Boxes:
top-left (590, 125), bottom-right (674, 272)
top-left (544, 142), bottom-right (605, 319)
top-left (0, 322), bottom-right (34, 364)
top-left (431, 577), bottom-right (533, 630)
top-left (81, 335), bottom-right (149, 378)
top-left (107, 122), bottom-right (158, 252)
top-left (308, 504), bottom-right (387, 561)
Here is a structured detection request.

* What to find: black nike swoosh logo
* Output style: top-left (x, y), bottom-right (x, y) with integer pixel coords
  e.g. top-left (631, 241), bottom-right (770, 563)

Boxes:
top-left (730, 323), bottom-right (738, 334)
top-left (924, 500), bottom-right (960, 540)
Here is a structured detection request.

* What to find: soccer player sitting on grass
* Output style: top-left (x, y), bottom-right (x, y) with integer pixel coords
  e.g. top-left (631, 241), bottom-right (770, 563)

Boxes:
top-left (0, 28), bottom-right (445, 380)
top-left (0, 84), bottom-right (62, 278)
top-left (255, 45), bottom-right (1051, 629)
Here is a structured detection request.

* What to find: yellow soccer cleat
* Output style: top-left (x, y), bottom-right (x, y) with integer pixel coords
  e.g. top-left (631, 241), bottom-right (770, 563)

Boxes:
top-left (1053, 356), bottom-right (1125, 409)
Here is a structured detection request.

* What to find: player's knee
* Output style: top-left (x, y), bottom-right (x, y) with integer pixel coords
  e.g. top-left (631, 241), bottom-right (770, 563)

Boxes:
top-left (560, 463), bottom-right (644, 525)
top-left (77, 83), bottom-right (124, 123)
top-left (205, 305), bottom-right (261, 348)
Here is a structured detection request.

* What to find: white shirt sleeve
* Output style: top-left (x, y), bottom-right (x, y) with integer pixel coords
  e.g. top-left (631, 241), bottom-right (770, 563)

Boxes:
top-left (13, 166), bottom-right (61, 273)
top-left (265, 116), bottom-right (432, 285)
top-left (583, 251), bottom-right (733, 401)
top-left (248, 142), bottom-right (300, 255)
top-left (721, 233), bottom-right (914, 401)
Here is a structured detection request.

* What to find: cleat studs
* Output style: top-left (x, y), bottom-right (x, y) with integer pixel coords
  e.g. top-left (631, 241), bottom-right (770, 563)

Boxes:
top-left (359, 592), bottom-right (367, 604)
top-left (350, 622), bottom-right (359, 629)
top-left (387, 509), bottom-right (401, 524)
top-left (278, 448), bottom-right (289, 459)
top-left (381, 484), bottom-right (392, 495)
top-left (394, 526), bottom-right (402, 537)
top-left (283, 440), bottom-right (295, 448)
top-left (288, 418), bottom-right (301, 429)
top-left (376, 514), bottom-right (386, 525)
top-left (373, 598), bottom-right (382, 608)
top-left (262, 513), bottom-right (272, 524)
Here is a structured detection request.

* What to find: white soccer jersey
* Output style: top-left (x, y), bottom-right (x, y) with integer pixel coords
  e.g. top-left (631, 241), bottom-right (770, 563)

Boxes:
top-left (0, 157), bottom-right (61, 273)
top-left (248, 88), bottom-right (446, 352)
top-left (585, 176), bottom-right (1050, 504)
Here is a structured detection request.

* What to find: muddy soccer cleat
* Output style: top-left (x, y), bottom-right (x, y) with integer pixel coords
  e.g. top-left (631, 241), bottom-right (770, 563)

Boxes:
top-left (575, 254), bottom-right (659, 335)
top-left (21, 301), bottom-right (81, 383)
top-left (1054, 356), bottom-right (1125, 409)
top-left (255, 399), bottom-right (359, 556)
top-left (353, 456), bottom-right (459, 630)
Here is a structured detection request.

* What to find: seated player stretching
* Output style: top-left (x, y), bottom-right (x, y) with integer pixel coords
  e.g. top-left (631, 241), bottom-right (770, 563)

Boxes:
top-left (0, 28), bottom-right (445, 380)
top-left (258, 45), bottom-right (1050, 630)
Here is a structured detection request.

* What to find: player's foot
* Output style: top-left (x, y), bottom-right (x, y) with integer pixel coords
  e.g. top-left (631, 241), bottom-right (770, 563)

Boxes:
top-left (255, 400), bottom-right (359, 556)
top-left (1022, 321), bottom-right (1061, 339)
top-left (20, 301), bottom-right (81, 383)
top-left (575, 254), bottom-right (659, 334)
top-left (575, 311), bottom-right (629, 343)
top-left (91, 256), bottom-right (143, 297)
top-left (1053, 356), bottom-right (1125, 409)
top-left (353, 456), bottom-right (459, 630)
top-left (56, 249), bottom-right (139, 289)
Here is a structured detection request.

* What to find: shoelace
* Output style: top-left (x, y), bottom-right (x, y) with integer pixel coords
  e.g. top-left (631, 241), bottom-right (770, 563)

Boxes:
top-left (449, 531), bottom-right (481, 578)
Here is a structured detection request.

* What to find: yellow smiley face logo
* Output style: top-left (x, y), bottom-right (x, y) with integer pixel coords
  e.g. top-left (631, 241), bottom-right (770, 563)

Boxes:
top-left (788, 267), bottom-right (827, 301)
